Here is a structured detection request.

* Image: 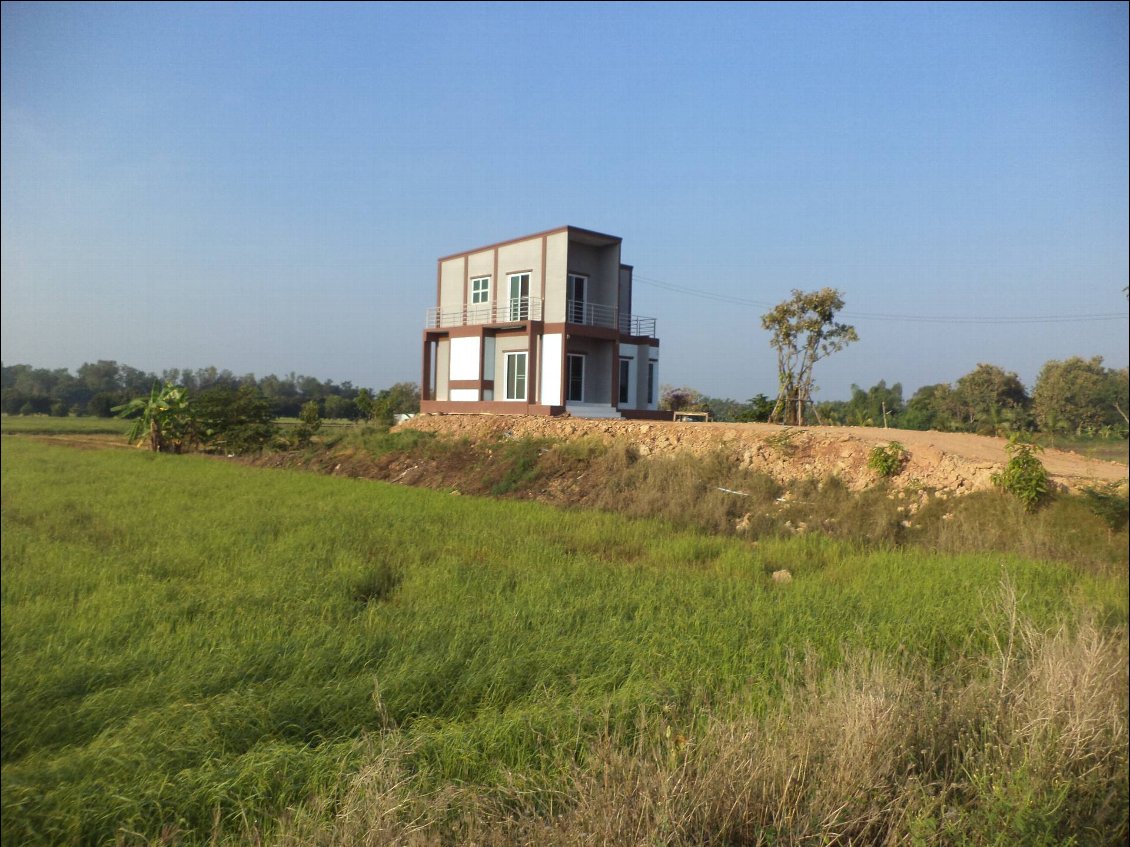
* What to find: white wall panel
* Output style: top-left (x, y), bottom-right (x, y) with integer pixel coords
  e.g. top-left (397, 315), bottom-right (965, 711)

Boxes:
top-left (449, 336), bottom-right (480, 381)
top-left (540, 333), bottom-right (562, 406)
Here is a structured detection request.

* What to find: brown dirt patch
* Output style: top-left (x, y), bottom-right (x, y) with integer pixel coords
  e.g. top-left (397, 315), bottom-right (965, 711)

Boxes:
top-left (399, 415), bottom-right (1127, 495)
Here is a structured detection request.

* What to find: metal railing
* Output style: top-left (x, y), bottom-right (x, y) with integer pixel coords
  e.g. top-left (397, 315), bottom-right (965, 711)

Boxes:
top-left (424, 296), bottom-right (656, 337)
top-left (566, 299), bottom-right (617, 328)
top-left (568, 299), bottom-right (657, 337)
top-left (425, 297), bottom-right (543, 328)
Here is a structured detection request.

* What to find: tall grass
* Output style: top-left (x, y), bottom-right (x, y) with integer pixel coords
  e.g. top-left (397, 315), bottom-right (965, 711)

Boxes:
top-left (269, 609), bottom-right (1127, 847)
top-left (2, 439), bottom-right (1126, 845)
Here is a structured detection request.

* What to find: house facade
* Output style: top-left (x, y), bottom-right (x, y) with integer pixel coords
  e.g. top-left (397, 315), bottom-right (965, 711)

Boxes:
top-left (421, 226), bottom-right (664, 419)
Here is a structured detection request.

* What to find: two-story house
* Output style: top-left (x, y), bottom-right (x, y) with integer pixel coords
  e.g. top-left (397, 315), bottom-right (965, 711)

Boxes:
top-left (421, 226), bottom-right (664, 418)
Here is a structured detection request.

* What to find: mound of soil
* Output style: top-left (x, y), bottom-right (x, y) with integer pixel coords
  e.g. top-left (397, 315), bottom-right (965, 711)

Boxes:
top-left (399, 414), bottom-right (1127, 496)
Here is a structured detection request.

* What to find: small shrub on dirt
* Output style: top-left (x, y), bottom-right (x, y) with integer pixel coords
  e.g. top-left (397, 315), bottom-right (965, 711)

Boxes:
top-left (764, 428), bottom-right (801, 457)
top-left (992, 436), bottom-right (1049, 511)
top-left (867, 442), bottom-right (907, 478)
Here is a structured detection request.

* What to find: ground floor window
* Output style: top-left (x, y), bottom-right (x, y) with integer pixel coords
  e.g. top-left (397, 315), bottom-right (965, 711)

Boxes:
top-left (619, 358), bottom-right (630, 404)
top-left (647, 361), bottom-right (656, 405)
top-left (505, 351), bottom-right (528, 401)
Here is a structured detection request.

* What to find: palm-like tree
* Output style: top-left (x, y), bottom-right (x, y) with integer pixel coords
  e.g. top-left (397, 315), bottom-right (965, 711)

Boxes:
top-left (113, 382), bottom-right (193, 452)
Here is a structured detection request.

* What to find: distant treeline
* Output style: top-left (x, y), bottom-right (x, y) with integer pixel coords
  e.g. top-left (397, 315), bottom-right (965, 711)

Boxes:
top-left (667, 358), bottom-right (1130, 437)
top-left (0, 361), bottom-right (419, 421)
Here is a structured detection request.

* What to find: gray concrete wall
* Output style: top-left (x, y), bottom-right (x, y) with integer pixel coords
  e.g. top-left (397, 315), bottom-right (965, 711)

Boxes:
top-left (543, 231), bottom-right (569, 322)
top-left (566, 336), bottom-right (614, 404)
top-left (566, 241), bottom-right (622, 315)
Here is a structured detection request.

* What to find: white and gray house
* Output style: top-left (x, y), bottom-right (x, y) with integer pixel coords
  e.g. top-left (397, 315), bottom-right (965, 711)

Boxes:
top-left (420, 226), bottom-right (665, 419)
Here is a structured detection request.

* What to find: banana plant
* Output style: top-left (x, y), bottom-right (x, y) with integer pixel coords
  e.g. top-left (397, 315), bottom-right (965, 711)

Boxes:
top-left (113, 382), bottom-right (194, 453)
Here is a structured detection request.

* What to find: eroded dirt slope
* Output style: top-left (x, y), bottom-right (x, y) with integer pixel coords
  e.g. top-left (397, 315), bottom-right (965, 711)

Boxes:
top-left (400, 414), bottom-right (1128, 495)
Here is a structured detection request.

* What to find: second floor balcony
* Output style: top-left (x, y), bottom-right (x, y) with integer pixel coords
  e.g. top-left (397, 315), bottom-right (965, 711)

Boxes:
top-left (566, 300), bottom-right (657, 338)
top-left (426, 297), bottom-right (544, 328)
top-left (425, 296), bottom-right (657, 337)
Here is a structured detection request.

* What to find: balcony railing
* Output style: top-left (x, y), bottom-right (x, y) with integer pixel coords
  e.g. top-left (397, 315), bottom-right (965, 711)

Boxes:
top-left (423, 296), bottom-right (656, 337)
top-left (568, 299), bottom-right (657, 338)
top-left (426, 297), bottom-right (543, 328)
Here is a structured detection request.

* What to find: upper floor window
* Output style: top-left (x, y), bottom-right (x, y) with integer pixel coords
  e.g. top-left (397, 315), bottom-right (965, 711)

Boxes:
top-left (471, 276), bottom-right (490, 304)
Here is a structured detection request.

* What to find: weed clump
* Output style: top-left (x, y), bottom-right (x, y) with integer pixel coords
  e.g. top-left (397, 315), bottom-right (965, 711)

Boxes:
top-left (867, 441), bottom-right (907, 477)
top-left (992, 436), bottom-right (1050, 511)
top-left (490, 438), bottom-right (550, 495)
top-left (351, 561), bottom-right (402, 604)
top-left (1081, 483), bottom-right (1130, 532)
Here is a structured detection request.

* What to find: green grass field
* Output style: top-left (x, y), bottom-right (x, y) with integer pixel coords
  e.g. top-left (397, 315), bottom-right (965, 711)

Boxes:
top-left (2, 439), bottom-right (1127, 845)
top-left (0, 414), bottom-right (132, 436)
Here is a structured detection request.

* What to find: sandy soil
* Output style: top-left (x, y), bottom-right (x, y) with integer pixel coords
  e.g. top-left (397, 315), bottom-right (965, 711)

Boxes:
top-left (401, 414), bottom-right (1128, 495)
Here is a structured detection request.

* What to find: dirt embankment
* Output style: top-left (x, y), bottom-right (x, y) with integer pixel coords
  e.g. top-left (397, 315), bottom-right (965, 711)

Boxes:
top-left (399, 414), bottom-right (1128, 496)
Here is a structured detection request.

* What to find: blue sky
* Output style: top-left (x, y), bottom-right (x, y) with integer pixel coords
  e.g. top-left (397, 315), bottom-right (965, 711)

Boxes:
top-left (2, 1), bottom-right (1127, 400)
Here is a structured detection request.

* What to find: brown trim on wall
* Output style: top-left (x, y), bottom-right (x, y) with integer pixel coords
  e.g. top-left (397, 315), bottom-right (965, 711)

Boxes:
top-left (477, 330), bottom-right (486, 384)
top-left (448, 379), bottom-right (494, 391)
top-left (438, 227), bottom-right (568, 262)
top-left (620, 409), bottom-right (674, 421)
top-left (421, 336), bottom-right (433, 402)
top-left (431, 325), bottom-right (488, 339)
top-left (610, 349), bottom-right (619, 409)
top-left (526, 324), bottom-right (539, 406)
top-left (437, 226), bottom-right (621, 263)
top-left (559, 335), bottom-right (569, 406)
top-left (492, 328), bottom-right (535, 339)
top-left (420, 400), bottom-right (567, 416)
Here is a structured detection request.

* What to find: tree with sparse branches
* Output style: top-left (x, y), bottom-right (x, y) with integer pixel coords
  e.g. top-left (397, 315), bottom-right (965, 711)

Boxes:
top-left (761, 288), bottom-right (858, 426)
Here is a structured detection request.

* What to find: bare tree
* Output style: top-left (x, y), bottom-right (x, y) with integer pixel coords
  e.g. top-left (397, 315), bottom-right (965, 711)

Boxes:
top-left (761, 288), bottom-right (858, 425)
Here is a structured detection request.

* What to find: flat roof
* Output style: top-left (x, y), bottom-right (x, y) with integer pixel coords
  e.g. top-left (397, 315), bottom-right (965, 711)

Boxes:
top-left (438, 226), bottom-right (621, 262)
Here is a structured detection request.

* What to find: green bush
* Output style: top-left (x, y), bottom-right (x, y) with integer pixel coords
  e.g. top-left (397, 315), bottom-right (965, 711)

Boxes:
top-left (867, 441), bottom-right (908, 477)
top-left (992, 437), bottom-right (1049, 511)
top-left (1081, 483), bottom-right (1130, 531)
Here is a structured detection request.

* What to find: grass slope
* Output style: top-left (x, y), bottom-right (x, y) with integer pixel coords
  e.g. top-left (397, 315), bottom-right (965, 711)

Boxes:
top-left (1, 439), bottom-right (1126, 845)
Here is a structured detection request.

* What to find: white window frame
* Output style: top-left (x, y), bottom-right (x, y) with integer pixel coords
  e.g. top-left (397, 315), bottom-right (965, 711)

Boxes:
top-left (470, 276), bottom-right (490, 305)
top-left (619, 358), bottom-right (631, 405)
top-left (505, 351), bottom-right (528, 401)
top-left (508, 273), bottom-right (530, 320)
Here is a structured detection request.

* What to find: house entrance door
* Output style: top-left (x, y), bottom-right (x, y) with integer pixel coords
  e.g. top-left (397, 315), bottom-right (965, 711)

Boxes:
top-left (566, 354), bottom-right (585, 403)
top-left (508, 274), bottom-right (530, 321)
top-left (567, 274), bottom-right (586, 323)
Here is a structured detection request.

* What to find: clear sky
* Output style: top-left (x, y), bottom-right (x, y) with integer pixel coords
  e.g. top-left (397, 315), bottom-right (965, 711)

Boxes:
top-left (2, 1), bottom-right (1127, 400)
